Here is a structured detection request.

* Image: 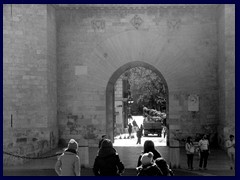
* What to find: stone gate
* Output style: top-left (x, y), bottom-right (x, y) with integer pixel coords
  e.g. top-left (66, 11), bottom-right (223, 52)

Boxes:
top-left (3, 4), bottom-right (235, 166)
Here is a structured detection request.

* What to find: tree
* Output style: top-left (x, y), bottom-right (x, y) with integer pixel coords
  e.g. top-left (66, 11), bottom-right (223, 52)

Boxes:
top-left (125, 67), bottom-right (167, 114)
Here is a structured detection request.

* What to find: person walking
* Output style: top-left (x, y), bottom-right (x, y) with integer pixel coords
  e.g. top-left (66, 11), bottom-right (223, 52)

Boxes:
top-left (185, 136), bottom-right (195, 170)
top-left (226, 134), bottom-right (235, 170)
top-left (198, 134), bottom-right (210, 170)
top-left (98, 134), bottom-right (107, 148)
top-left (137, 140), bottom-right (161, 167)
top-left (136, 152), bottom-right (163, 176)
top-left (136, 124), bottom-right (143, 144)
top-left (93, 139), bottom-right (125, 176)
top-left (128, 122), bottom-right (133, 139)
top-left (132, 119), bottom-right (138, 127)
top-left (55, 139), bottom-right (80, 176)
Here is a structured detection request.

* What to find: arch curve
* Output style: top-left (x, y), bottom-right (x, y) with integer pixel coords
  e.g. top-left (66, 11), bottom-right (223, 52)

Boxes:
top-left (106, 61), bottom-right (169, 142)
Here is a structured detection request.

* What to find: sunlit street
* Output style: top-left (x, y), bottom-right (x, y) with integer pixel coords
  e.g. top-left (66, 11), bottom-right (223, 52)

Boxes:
top-left (113, 116), bottom-right (167, 147)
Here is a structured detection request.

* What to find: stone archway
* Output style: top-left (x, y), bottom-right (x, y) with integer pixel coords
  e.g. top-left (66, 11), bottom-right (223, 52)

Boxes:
top-left (106, 61), bottom-right (169, 142)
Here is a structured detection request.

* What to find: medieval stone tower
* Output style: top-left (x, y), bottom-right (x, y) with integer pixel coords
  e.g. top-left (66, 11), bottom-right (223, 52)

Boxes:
top-left (3, 4), bottom-right (235, 166)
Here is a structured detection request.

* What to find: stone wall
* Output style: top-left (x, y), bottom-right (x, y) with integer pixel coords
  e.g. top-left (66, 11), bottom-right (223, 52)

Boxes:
top-left (114, 78), bottom-right (124, 135)
top-left (3, 5), bottom-right (235, 164)
top-left (56, 5), bottom-right (220, 146)
top-left (217, 5), bottom-right (235, 148)
top-left (3, 4), bottom-right (58, 165)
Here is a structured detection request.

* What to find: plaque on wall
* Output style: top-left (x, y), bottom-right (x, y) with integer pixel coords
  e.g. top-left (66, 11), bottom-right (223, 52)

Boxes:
top-left (188, 95), bottom-right (199, 111)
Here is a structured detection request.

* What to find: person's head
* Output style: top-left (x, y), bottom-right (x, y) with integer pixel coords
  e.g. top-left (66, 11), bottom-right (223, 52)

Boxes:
top-left (203, 134), bottom-right (208, 140)
top-left (229, 134), bottom-right (234, 141)
top-left (100, 139), bottom-right (113, 149)
top-left (101, 135), bottom-right (107, 139)
top-left (143, 140), bottom-right (156, 153)
top-left (186, 136), bottom-right (192, 143)
top-left (141, 152), bottom-right (154, 166)
top-left (67, 139), bottom-right (78, 152)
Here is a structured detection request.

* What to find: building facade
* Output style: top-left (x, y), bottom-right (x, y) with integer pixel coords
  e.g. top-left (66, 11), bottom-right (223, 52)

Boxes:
top-left (3, 4), bottom-right (235, 166)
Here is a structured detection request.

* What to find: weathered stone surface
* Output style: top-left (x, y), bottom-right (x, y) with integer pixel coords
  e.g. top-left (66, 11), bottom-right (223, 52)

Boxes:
top-left (3, 4), bottom-right (235, 166)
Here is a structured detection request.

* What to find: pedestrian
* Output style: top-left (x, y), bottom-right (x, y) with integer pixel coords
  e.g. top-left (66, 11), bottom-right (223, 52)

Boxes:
top-left (163, 126), bottom-right (167, 138)
top-left (185, 136), bottom-right (195, 170)
top-left (136, 124), bottom-right (143, 144)
top-left (128, 122), bottom-right (133, 139)
top-left (132, 119), bottom-right (138, 127)
top-left (136, 152), bottom-right (163, 176)
top-left (55, 139), bottom-right (80, 176)
top-left (226, 134), bottom-right (235, 170)
top-left (155, 157), bottom-right (174, 176)
top-left (98, 134), bottom-right (107, 148)
top-left (93, 139), bottom-right (125, 176)
top-left (198, 134), bottom-right (210, 170)
top-left (137, 140), bottom-right (161, 167)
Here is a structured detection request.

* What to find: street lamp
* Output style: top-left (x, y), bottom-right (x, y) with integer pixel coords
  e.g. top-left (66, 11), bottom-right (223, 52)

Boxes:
top-left (127, 96), bottom-right (134, 115)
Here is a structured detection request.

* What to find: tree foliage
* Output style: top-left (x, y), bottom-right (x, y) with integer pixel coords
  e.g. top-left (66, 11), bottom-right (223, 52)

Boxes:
top-left (126, 67), bottom-right (167, 114)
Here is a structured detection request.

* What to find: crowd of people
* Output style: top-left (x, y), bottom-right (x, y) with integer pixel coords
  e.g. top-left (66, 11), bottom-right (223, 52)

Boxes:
top-left (127, 116), bottom-right (144, 144)
top-left (185, 134), bottom-right (235, 171)
top-left (54, 134), bottom-right (235, 176)
top-left (54, 138), bottom-right (173, 176)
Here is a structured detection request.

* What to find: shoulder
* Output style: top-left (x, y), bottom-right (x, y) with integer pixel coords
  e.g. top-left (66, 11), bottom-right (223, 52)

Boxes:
top-left (153, 150), bottom-right (161, 156)
top-left (57, 154), bottom-right (63, 161)
top-left (152, 164), bottom-right (161, 173)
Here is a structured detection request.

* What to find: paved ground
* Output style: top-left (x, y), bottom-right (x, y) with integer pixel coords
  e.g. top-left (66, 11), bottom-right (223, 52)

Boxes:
top-left (3, 116), bottom-right (235, 176)
top-left (114, 115), bottom-right (167, 147)
top-left (114, 133), bottom-right (167, 147)
top-left (3, 146), bottom-right (235, 176)
top-left (3, 168), bottom-right (235, 176)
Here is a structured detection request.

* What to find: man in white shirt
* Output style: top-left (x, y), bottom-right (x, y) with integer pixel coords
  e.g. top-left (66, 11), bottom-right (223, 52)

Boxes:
top-left (226, 134), bottom-right (235, 170)
top-left (198, 134), bottom-right (210, 170)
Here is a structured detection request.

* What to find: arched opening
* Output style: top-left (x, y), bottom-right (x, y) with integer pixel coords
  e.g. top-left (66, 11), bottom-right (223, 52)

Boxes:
top-left (106, 61), bottom-right (169, 146)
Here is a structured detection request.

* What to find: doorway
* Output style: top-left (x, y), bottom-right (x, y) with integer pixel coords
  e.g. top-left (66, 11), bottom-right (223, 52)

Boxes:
top-left (106, 61), bottom-right (169, 147)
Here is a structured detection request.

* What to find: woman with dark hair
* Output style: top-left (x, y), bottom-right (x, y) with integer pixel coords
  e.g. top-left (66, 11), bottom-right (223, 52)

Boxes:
top-left (137, 140), bottom-right (161, 167)
top-left (93, 139), bottom-right (125, 176)
top-left (185, 136), bottom-right (195, 170)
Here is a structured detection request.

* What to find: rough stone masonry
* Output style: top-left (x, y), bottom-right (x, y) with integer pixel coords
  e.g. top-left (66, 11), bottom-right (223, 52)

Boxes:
top-left (3, 4), bottom-right (235, 166)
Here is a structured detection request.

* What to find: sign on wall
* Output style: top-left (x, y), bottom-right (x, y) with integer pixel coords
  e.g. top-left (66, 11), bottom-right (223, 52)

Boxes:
top-left (188, 94), bottom-right (199, 111)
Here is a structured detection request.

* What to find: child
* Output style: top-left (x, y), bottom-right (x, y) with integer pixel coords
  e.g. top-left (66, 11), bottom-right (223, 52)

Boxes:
top-left (55, 139), bottom-right (81, 176)
top-left (136, 152), bottom-right (163, 176)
